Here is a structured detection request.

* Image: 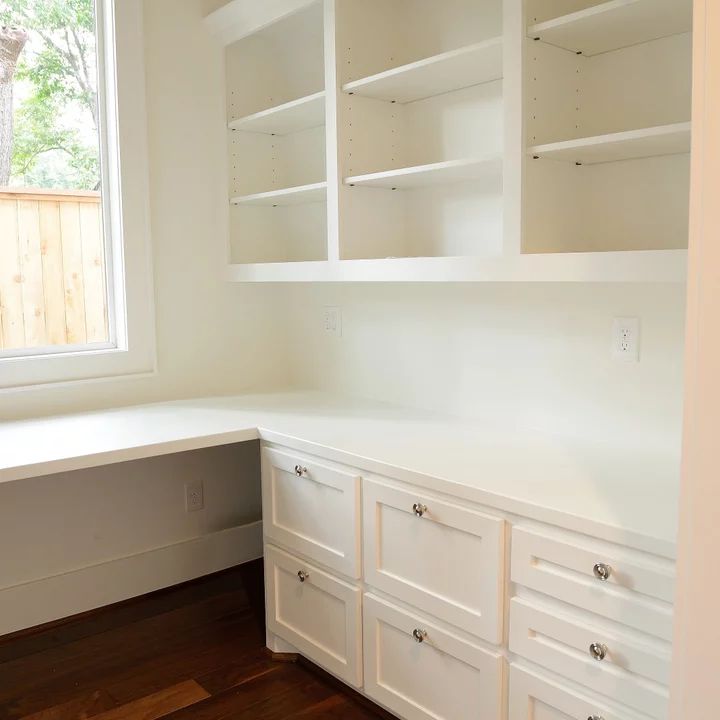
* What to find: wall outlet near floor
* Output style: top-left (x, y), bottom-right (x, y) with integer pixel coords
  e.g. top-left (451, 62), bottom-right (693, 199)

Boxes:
top-left (612, 317), bottom-right (640, 361)
top-left (185, 481), bottom-right (204, 512)
top-left (323, 306), bottom-right (342, 337)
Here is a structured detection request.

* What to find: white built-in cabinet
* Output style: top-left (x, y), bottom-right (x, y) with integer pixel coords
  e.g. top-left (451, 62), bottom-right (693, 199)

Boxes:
top-left (261, 443), bottom-right (676, 720)
top-left (205, 0), bottom-right (692, 282)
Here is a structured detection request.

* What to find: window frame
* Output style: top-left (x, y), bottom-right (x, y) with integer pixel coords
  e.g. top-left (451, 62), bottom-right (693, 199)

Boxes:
top-left (0, 0), bottom-right (156, 390)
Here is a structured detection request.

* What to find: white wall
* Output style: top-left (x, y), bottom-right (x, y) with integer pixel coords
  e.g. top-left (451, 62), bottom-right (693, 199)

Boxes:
top-left (283, 283), bottom-right (686, 451)
top-left (670, 0), bottom-right (720, 714)
top-left (0, 443), bottom-right (262, 635)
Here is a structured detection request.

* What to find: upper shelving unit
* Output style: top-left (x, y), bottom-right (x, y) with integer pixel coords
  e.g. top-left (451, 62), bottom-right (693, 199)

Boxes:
top-left (204, 0), bottom-right (691, 283)
top-left (228, 92), bottom-right (325, 135)
top-left (529, 123), bottom-right (691, 165)
top-left (342, 39), bottom-right (504, 104)
top-left (528, 0), bottom-right (693, 56)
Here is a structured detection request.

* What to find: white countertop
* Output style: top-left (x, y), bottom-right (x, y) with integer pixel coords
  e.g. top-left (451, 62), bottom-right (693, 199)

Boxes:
top-left (0, 392), bottom-right (679, 558)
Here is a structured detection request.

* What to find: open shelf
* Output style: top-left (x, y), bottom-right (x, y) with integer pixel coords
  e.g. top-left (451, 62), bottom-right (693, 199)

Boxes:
top-left (226, 250), bottom-right (687, 283)
top-left (528, 0), bottom-right (693, 56)
top-left (529, 123), bottom-right (691, 165)
top-left (230, 182), bottom-right (327, 207)
top-left (342, 39), bottom-right (503, 104)
top-left (228, 91), bottom-right (325, 135)
top-left (345, 156), bottom-right (503, 190)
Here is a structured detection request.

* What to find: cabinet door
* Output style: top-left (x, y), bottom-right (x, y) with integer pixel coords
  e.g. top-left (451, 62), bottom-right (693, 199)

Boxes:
top-left (265, 544), bottom-right (362, 687)
top-left (509, 664), bottom-right (655, 720)
top-left (262, 446), bottom-right (361, 577)
top-left (510, 598), bottom-right (669, 719)
top-left (364, 477), bottom-right (504, 641)
top-left (363, 593), bottom-right (504, 720)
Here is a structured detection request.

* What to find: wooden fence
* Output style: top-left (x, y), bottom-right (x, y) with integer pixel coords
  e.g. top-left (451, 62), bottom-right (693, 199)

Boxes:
top-left (0, 187), bottom-right (109, 352)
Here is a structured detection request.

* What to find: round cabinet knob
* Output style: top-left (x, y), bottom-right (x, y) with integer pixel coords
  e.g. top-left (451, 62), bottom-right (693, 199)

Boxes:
top-left (589, 642), bottom-right (607, 661)
top-left (412, 628), bottom-right (427, 643)
top-left (593, 563), bottom-right (612, 581)
top-left (412, 503), bottom-right (428, 518)
top-left (297, 570), bottom-right (309, 583)
top-left (294, 465), bottom-right (307, 477)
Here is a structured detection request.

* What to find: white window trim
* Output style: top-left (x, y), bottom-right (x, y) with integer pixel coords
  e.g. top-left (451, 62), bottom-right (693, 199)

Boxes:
top-left (0, 0), bottom-right (156, 391)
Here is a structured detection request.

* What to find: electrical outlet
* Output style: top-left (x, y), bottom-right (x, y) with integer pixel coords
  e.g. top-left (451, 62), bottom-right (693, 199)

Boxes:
top-left (612, 317), bottom-right (640, 361)
top-left (185, 481), bottom-right (204, 512)
top-left (323, 306), bottom-right (342, 337)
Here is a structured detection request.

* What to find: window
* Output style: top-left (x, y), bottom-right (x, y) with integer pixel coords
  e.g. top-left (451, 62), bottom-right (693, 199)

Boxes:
top-left (0, 0), bottom-right (155, 389)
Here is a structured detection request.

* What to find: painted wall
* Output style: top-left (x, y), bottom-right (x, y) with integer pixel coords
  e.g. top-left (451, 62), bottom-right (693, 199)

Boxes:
top-left (283, 283), bottom-right (686, 451)
top-left (0, 443), bottom-right (262, 635)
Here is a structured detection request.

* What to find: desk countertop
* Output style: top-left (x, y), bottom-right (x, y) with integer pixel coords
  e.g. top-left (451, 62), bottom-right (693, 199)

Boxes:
top-left (0, 392), bottom-right (679, 557)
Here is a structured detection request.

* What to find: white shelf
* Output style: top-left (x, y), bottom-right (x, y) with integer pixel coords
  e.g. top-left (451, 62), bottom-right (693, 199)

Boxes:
top-left (226, 250), bottom-right (687, 283)
top-left (229, 91), bottom-right (325, 135)
top-left (529, 123), bottom-right (691, 165)
top-left (528, 0), bottom-right (693, 56)
top-left (204, 0), bottom-right (318, 46)
top-left (342, 39), bottom-right (503, 104)
top-left (345, 156), bottom-right (503, 190)
top-left (230, 182), bottom-right (327, 207)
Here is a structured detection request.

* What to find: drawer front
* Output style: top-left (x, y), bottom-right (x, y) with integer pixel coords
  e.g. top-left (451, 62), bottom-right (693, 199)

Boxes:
top-left (511, 526), bottom-right (674, 641)
top-left (265, 544), bottom-right (362, 687)
top-left (509, 598), bottom-right (670, 719)
top-left (363, 593), bottom-right (504, 720)
top-left (363, 478), bottom-right (505, 642)
top-left (509, 664), bottom-right (655, 720)
top-left (262, 447), bottom-right (361, 577)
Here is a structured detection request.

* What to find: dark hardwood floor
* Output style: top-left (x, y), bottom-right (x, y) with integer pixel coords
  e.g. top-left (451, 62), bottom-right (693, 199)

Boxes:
top-left (0, 562), bottom-right (383, 720)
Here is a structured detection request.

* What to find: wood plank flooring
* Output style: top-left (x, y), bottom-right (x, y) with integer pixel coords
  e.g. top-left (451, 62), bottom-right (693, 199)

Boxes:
top-left (0, 562), bottom-right (384, 720)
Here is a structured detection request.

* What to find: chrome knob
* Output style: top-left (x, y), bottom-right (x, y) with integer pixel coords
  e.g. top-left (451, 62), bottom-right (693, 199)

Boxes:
top-left (297, 570), bottom-right (309, 583)
top-left (589, 642), bottom-right (607, 661)
top-left (412, 503), bottom-right (428, 517)
top-left (593, 563), bottom-right (612, 581)
top-left (294, 465), bottom-right (307, 477)
top-left (412, 628), bottom-right (427, 643)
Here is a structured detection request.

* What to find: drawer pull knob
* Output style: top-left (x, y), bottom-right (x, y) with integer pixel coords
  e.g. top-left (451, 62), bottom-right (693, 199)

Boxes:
top-left (412, 503), bottom-right (428, 517)
top-left (297, 570), bottom-right (309, 583)
top-left (294, 465), bottom-right (307, 477)
top-left (589, 642), bottom-right (607, 661)
top-left (588, 716), bottom-right (605, 720)
top-left (412, 628), bottom-right (427, 643)
top-left (593, 563), bottom-right (612, 581)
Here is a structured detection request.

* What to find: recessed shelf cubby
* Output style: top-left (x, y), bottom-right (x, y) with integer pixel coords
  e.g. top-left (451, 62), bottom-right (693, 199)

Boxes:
top-left (524, 0), bottom-right (692, 255)
top-left (205, 0), bottom-right (692, 282)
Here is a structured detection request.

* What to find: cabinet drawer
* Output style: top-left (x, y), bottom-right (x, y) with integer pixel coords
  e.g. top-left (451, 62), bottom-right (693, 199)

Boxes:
top-left (509, 664), bottom-right (655, 720)
top-left (509, 598), bottom-right (670, 719)
top-left (265, 544), bottom-right (362, 687)
top-left (262, 447), bottom-right (361, 578)
top-left (511, 526), bottom-right (674, 641)
top-left (363, 478), bottom-right (505, 642)
top-left (363, 593), bottom-right (504, 720)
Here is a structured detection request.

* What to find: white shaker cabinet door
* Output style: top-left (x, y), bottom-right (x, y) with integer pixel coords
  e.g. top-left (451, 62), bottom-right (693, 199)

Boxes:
top-left (364, 477), bottom-right (505, 642)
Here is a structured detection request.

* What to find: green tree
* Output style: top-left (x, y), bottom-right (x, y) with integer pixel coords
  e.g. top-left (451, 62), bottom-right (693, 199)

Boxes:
top-left (0, 0), bottom-right (99, 189)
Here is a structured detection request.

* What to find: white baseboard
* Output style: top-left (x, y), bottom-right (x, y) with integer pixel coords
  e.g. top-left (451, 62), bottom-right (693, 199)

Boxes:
top-left (0, 521), bottom-right (263, 637)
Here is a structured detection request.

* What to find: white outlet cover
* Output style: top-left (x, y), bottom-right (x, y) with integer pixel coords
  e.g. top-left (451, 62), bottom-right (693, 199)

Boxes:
top-left (185, 481), bottom-right (204, 512)
top-left (612, 317), bottom-right (640, 361)
top-left (323, 306), bottom-right (342, 337)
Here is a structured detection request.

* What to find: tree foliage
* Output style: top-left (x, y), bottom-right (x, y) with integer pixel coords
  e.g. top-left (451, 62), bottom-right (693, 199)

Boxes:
top-left (0, 0), bottom-right (99, 189)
